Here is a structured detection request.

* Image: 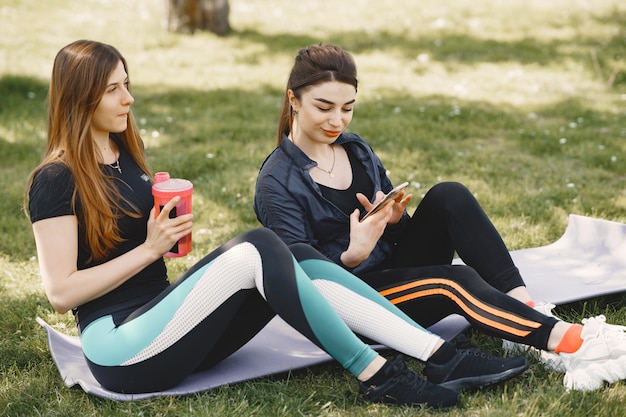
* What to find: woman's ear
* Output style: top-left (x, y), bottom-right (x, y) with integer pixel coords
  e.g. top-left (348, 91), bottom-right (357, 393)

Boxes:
top-left (287, 89), bottom-right (299, 113)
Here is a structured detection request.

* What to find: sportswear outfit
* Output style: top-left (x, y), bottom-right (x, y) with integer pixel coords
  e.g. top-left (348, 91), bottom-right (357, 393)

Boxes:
top-left (29, 134), bottom-right (528, 402)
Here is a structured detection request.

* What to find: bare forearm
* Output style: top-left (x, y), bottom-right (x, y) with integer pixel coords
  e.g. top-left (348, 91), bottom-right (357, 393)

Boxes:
top-left (43, 243), bottom-right (161, 313)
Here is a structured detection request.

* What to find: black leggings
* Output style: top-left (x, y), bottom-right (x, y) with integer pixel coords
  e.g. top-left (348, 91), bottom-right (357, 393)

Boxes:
top-left (362, 182), bottom-right (558, 349)
top-left (81, 229), bottom-right (444, 393)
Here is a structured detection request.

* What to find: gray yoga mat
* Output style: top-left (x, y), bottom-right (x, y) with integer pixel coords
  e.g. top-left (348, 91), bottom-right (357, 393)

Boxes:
top-left (491, 214), bottom-right (626, 305)
top-left (37, 214), bottom-right (626, 400)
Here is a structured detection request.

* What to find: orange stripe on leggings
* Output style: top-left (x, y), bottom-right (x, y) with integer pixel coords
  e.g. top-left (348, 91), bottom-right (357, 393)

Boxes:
top-left (380, 278), bottom-right (540, 337)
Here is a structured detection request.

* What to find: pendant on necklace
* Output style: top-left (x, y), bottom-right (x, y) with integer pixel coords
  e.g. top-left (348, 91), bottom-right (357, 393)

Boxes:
top-left (329, 172), bottom-right (334, 178)
top-left (108, 160), bottom-right (122, 173)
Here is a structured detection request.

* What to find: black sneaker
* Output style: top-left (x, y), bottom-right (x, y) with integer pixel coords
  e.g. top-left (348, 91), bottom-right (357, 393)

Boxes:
top-left (423, 348), bottom-right (529, 391)
top-left (359, 355), bottom-right (460, 409)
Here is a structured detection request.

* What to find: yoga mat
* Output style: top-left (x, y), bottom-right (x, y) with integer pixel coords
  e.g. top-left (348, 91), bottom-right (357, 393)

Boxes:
top-left (37, 214), bottom-right (626, 401)
top-left (501, 214), bottom-right (626, 305)
top-left (36, 314), bottom-right (466, 401)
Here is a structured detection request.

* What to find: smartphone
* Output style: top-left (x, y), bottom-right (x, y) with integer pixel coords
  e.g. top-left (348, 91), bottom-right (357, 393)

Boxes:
top-left (360, 182), bottom-right (409, 222)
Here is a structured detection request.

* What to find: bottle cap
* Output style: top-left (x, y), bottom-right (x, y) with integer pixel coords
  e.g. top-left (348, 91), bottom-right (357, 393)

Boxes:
top-left (154, 172), bottom-right (170, 184)
top-left (152, 178), bottom-right (193, 197)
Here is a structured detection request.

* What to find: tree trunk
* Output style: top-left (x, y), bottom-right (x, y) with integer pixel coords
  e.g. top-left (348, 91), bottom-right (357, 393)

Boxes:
top-left (166, 0), bottom-right (231, 35)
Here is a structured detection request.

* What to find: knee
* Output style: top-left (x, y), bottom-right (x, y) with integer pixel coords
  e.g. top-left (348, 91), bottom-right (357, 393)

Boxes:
top-left (429, 181), bottom-right (471, 199)
top-left (247, 227), bottom-right (279, 240)
top-left (427, 182), bottom-right (477, 210)
top-left (289, 243), bottom-right (326, 262)
top-left (242, 228), bottom-right (287, 255)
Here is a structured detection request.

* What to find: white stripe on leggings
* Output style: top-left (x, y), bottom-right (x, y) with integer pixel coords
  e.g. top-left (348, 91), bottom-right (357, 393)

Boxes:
top-left (312, 279), bottom-right (441, 362)
top-left (123, 242), bottom-right (262, 365)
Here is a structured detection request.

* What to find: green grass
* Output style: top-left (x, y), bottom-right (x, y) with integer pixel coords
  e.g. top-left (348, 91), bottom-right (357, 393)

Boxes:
top-left (1, 0), bottom-right (626, 415)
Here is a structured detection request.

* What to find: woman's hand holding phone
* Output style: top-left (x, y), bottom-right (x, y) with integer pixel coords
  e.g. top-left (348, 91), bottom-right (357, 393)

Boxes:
top-left (359, 182), bottom-right (409, 222)
top-left (341, 182), bottom-right (411, 268)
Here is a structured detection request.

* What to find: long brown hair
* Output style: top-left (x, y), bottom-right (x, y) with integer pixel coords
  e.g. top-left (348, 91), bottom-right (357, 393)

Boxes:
top-left (277, 44), bottom-right (358, 145)
top-left (24, 40), bottom-right (152, 260)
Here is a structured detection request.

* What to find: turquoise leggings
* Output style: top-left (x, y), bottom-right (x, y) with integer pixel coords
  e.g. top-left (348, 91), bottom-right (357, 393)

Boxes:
top-left (81, 229), bottom-right (438, 393)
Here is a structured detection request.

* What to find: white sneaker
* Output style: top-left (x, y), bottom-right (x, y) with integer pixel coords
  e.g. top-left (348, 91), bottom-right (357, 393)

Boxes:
top-left (560, 315), bottom-right (626, 391)
top-left (502, 302), bottom-right (565, 371)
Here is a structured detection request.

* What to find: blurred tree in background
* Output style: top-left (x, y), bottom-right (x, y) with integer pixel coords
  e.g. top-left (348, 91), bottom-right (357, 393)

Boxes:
top-left (166, 0), bottom-right (230, 35)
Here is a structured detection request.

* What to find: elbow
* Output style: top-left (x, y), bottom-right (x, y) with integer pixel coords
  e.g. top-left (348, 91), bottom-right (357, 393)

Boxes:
top-left (44, 289), bottom-right (73, 315)
top-left (48, 297), bottom-right (72, 315)
top-left (53, 304), bottom-right (71, 314)
top-left (53, 305), bottom-right (70, 315)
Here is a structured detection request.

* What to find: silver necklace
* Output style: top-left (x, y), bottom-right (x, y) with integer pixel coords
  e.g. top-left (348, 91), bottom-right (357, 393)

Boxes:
top-left (108, 159), bottom-right (122, 173)
top-left (315, 145), bottom-right (336, 178)
top-left (103, 138), bottom-right (121, 173)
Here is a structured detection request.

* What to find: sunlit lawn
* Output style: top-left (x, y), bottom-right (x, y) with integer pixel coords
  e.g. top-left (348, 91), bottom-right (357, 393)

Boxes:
top-left (1, 0), bottom-right (625, 415)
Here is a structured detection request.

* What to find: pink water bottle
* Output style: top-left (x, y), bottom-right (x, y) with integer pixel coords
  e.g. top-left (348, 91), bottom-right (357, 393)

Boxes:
top-left (152, 172), bottom-right (194, 258)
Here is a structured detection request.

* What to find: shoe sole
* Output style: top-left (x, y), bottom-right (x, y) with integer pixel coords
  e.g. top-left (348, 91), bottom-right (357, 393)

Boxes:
top-left (366, 394), bottom-right (461, 411)
top-left (438, 358), bottom-right (530, 391)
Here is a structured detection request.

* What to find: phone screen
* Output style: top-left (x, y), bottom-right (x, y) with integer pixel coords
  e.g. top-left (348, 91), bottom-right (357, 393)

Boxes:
top-left (360, 182), bottom-right (409, 222)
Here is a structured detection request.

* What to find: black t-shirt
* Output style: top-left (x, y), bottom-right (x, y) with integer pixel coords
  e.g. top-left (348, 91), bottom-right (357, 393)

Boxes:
top-left (28, 135), bottom-right (168, 330)
top-left (318, 147), bottom-right (375, 215)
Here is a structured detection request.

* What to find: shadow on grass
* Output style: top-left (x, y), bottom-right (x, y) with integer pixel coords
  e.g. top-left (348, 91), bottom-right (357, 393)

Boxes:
top-left (225, 8), bottom-right (625, 87)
